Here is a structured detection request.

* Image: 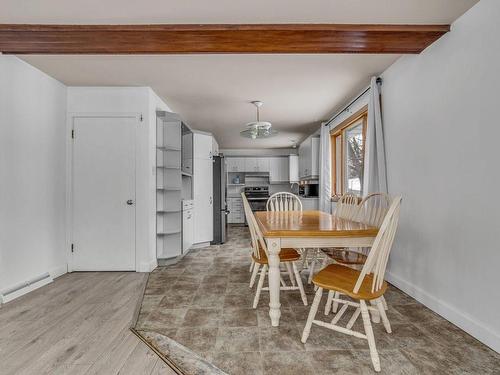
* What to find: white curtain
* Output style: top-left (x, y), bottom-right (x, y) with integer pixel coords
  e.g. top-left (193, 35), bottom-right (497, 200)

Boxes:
top-left (319, 123), bottom-right (332, 212)
top-left (363, 77), bottom-right (388, 194)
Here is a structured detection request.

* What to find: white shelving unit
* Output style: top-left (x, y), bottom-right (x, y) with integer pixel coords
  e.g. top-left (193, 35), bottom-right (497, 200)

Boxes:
top-left (156, 111), bottom-right (182, 261)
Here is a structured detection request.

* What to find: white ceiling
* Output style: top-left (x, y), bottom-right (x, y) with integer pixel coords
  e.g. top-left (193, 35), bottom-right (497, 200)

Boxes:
top-left (7, 0), bottom-right (478, 148)
top-left (21, 54), bottom-right (399, 148)
top-left (0, 0), bottom-right (477, 24)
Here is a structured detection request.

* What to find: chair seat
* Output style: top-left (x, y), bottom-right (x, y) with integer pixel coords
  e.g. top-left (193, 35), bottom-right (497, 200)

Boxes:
top-left (322, 248), bottom-right (367, 265)
top-left (252, 245), bottom-right (301, 264)
top-left (312, 264), bottom-right (387, 300)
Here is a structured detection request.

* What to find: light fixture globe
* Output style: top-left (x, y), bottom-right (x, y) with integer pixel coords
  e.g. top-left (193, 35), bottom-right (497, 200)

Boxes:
top-left (240, 101), bottom-right (278, 139)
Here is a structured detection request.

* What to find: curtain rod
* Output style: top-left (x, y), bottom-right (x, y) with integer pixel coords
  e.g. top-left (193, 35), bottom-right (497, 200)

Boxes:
top-left (324, 77), bottom-right (382, 127)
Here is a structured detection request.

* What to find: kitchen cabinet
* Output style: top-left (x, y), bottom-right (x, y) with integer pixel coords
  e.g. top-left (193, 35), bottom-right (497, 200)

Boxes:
top-left (182, 126), bottom-right (193, 177)
top-left (226, 157), bottom-right (246, 172)
top-left (212, 137), bottom-right (219, 156)
top-left (299, 136), bottom-right (320, 179)
top-left (193, 132), bottom-right (214, 159)
top-left (193, 132), bottom-right (214, 244)
top-left (245, 158), bottom-right (258, 172)
top-left (227, 197), bottom-right (245, 223)
top-left (289, 155), bottom-right (299, 183)
top-left (269, 157), bottom-right (289, 183)
top-left (182, 200), bottom-right (194, 252)
top-left (257, 158), bottom-right (270, 172)
top-left (245, 157), bottom-right (269, 172)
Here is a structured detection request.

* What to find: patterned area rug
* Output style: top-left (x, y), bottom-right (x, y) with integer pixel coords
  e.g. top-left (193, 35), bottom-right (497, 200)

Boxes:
top-left (133, 226), bottom-right (500, 374)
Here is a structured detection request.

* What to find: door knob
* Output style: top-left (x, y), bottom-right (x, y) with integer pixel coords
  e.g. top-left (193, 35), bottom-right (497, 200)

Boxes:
top-left (126, 200), bottom-right (134, 205)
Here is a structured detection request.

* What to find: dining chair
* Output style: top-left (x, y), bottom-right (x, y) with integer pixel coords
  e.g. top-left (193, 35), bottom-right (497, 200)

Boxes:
top-left (265, 192), bottom-right (304, 286)
top-left (307, 193), bottom-right (360, 284)
top-left (301, 196), bottom-right (402, 372)
top-left (242, 192), bottom-right (308, 308)
top-left (266, 191), bottom-right (303, 211)
top-left (323, 193), bottom-right (391, 315)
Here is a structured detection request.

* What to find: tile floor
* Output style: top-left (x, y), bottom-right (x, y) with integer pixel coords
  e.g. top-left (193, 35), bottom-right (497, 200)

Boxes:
top-left (134, 226), bottom-right (500, 374)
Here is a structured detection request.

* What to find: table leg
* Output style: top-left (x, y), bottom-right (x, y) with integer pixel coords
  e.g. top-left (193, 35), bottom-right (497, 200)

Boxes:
top-left (266, 237), bottom-right (282, 326)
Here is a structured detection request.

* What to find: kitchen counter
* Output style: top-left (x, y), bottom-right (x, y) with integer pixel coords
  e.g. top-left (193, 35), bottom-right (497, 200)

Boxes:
top-left (299, 196), bottom-right (319, 210)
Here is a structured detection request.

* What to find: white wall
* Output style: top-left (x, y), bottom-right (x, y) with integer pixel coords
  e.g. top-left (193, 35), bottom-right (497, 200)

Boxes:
top-left (381, 0), bottom-right (500, 351)
top-left (0, 56), bottom-right (67, 296)
top-left (67, 87), bottom-right (171, 272)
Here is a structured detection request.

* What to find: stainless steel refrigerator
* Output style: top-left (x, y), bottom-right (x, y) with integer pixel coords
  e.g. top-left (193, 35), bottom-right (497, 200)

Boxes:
top-left (212, 155), bottom-right (228, 244)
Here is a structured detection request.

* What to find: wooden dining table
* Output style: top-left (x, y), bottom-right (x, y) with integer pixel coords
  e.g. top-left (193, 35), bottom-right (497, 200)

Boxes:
top-left (254, 209), bottom-right (379, 327)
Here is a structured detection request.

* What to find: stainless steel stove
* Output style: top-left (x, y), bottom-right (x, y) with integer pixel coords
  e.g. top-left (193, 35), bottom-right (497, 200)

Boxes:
top-left (244, 186), bottom-right (269, 222)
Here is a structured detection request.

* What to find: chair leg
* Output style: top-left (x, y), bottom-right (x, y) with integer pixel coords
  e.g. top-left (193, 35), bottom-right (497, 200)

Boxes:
top-left (332, 291), bottom-right (340, 313)
top-left (280, 275), bottom-right (287, 287)
top-left (376, 298), bottom-right (392, 333)
top-left (381, 295), bottom-right (388, 310)
top-left (292, 262), bottom-right (307, 306)
top-left (308, 249), bottom-right (318, 284)
top-left (253, 265), bottom-right (267, 309)
top-left (301, 287), bottom-right (323, 343)
top-left (249, 259), bottom-right (254, 273)
top-left (324, 290), bottom-right (334, 315)
top-left (360, 300), bottom-right (381, 372)
top-left (370, 300), bottom-right (381, 323)
top-left (249, 263), bottom-right (260, 288)
top-left (285, 262), bottom-right (296, 286)
top-left (301, 248), bottom-right (309, 270)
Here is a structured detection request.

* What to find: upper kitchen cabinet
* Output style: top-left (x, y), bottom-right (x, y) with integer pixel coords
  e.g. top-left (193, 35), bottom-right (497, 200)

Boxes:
top-left (299, 135), bottom-right (320, 179)
top-left (226, 157), bottom-right (245, 172)
top-left (289, 155), bottom-right (299, 183)
top-left (193, 131), bottom-right (214, 160)
top-left (269, 157), bottom-right (289, 183)
top-left (212, 137), bottom-right (219, 156)
top-left (181, 124), bottom-right (193, 177)
top-left (245, 157), bottom-right (269, 172)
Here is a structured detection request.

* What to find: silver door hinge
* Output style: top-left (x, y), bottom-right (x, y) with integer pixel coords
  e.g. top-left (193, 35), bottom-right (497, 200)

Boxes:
top-left (71, 244), bottom-right (74, 253)
top-left (71, 129), bottom-right (75, 139)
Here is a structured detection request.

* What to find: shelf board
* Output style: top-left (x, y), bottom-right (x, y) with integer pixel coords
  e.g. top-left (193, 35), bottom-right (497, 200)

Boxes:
top-left (157, 209), bottom-right (181, 213)
top-left (157, 187), bottom-right (181, 191)
top-left (157, 146), bottom-right (181, 151)
top-left (227, 183), bottom-right (245, 186)
top-left (157, 230), bottom-right (182, 236)
top-left (181, 171), bottom-right (193, 177)
top-left (156, 165), bottom-right (180, 169)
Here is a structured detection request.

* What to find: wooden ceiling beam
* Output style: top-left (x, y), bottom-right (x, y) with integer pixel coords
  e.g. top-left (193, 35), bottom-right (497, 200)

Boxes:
top-left (0, 24), bottom-right (450, 54)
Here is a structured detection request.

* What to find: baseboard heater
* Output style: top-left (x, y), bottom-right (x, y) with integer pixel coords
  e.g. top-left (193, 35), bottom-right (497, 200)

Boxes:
top-left (0, 272), bottom-right (53, 304)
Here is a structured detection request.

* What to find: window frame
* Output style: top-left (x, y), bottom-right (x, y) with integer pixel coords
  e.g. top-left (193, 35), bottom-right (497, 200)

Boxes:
top-left (330, 105), bottom-right (368, 199)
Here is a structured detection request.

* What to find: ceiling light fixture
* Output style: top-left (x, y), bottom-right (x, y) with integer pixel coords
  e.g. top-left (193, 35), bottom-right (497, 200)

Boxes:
top-left (240, 101), bottom-right (278, 139)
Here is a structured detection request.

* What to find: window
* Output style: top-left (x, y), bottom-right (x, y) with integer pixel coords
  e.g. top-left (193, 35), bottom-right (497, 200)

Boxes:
top-left (330, 106), bottom-right (367, 198)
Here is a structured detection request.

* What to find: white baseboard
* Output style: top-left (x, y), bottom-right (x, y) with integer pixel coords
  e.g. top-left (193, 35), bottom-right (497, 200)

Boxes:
top-left (50, 264), bottom-right (68, 279)
top-left (386, 271), bottom-right (500, 353)
top-left (138, 259), bottom-right (158, 273)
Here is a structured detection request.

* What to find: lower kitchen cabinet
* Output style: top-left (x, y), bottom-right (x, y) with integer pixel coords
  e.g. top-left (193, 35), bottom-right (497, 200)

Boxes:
top-left (227, 197), bottom-right (245, 223)
top-left (182, 200), bottom-right (194, 252)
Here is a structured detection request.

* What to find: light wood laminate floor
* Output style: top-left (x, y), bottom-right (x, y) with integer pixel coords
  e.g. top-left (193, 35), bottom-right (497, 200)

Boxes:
top-left (0, 272), bottom-right (176, 375)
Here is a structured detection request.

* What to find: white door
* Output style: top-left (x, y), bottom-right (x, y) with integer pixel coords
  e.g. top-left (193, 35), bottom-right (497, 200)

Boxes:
top-left (72, 116), bottom-right (136, 271)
